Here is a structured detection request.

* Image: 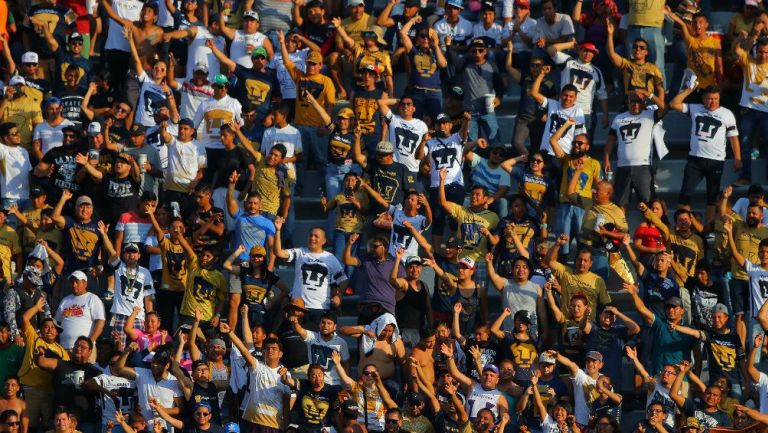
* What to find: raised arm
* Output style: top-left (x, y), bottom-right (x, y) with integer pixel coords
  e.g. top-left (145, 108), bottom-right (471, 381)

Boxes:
top-left (485, 253), bottom-right (508, 290)
top-left (668, 361), bottom-right (689, 408)
top-left (553, 350), bottom-right (579, 377)
top-left (219, 323), bottom-right (257, 368)
top-left (505, 41), bottom-right (521, 82)
top-left (272, 217), bottom-right (291, 260)
top-left (625, 281), bottom-right (655, 325)
top-left (549, 116), bottom-right (575, 159)
top-left (529, 65), bottom-right (550, 106)
top-left (670, 85), bottom-right (696, 113)
top-left (205, 38), bottom-right (237, 72)
top-left (625, 345), bottom-right (654, 387)
top-left (343, 233), bottom-right (361, 267)
top-left (124, 26), bottom-right (144, 76)
top-left (723, 217), bottom-right (747, 268)
top-left (489, 307), bottom-right (510, 339)
top-left (605, 18), bottom-right (623, 67)
top-left (441, 342), bottom-right (474, 388)
top-left (331, 350), bottom-right (356, 389)
top-left (747, 334), bottom-right (763, 383)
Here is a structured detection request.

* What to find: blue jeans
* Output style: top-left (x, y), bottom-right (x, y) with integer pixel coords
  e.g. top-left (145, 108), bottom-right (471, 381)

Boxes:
top-left (296, 124), bottom-right (328, 169)
top-left (590, 249), bottom-right (610, 280)
top-left (469, 111), bottom-right (499, 145)
top-left (3, 198), bottom-right (30, 230)
top-left (333, 229), bottom-right (358, 276)
top-left (628, 25), bottom-right (666, 87)
top-left (410, 88), bottom-right (443, 122)
top-left (555, 203), bottom-right (585, 256)
top-left (738, 107), bottom-right (768, 181)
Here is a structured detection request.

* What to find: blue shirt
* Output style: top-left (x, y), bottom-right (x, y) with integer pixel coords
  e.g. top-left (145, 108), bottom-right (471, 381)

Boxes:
top-left (233, 211), bottom-right (276, 261)
top-left (650, 313), bottom-right (696, 376)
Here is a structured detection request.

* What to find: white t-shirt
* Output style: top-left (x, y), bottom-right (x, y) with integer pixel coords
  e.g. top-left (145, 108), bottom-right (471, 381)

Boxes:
top-left (144, 234), bottom-right (162, 272)
top-left (732, 197), bottom-right (768, 226)
top-left (682, 104), bottom-right (738, 161)
top-left (532, 13), bottom-right (575, 42)
top-left (551, 52), bottom-right (607, 115)
top-left (739, 59), bottom-right (768, 112)
top-left (385, 112), bottom-right (428, 173)
top-left (135, 71), bottom-right (168, 127)
top-left (0, 144), bottom-right (31, 199)
top-left (303, 330), bottom-right (350, 386)
top-left (146, 122), bottom-right (178, 170)
top-left (104, 0), bottom-right (144, 51)
top-left (426, 133), bottom-right (465, 187)
top-left (646, 382), bottom-right (678, 428)
top-left (609, 109), bottom-right (657, 167)
top-left (433, 17), bottom-right (474, 45)
top-left (286, 248), bottom-right (347, 310)
top-left (176, 80), bottom-right (214, 121)
top-left (261, 124), bottom-right (303, 174)
top-left (268, 49), bottom-right (307, 100)
top-left (471, 22), bottom-right (504, 45)
top-left (230, 31), bottom-right (268, 63)
top-left (572, 369), bottom-right (597, 426)
top-left (109, 261), bottom-right (156, 319)
top-left (243, 361), bottom-right (291, 427)
top-left (745, 260), bottom-right (768, 317)
top-left (187, 28), bottom-right (226, 83)
top-left (134, 368), bottom-right (182, 431)
top-left (387, 204), bottom-right (429, 260)
top-left (32, 120), bottom-right (75, 156)
top-left (165, 137), bottom-right (207, 192)
top-left (94, 373), bottom-right (136, 424)
top-left (54, 292), bottom-right (106, 349)
top-left (192, 94), bottom-right (244, 149)
top-left (540, 98), bottom-right (586, 156)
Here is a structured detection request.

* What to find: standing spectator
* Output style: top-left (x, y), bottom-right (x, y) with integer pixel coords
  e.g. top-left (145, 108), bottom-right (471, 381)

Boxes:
top-left (0, 123), bottom-right (33, 214)
top-left (54, 270), bottom-right (106, 350)
top-left (192, 74), bottom-right (244, 171)
top-left (343, 233), bottom-right (402, 324)
top-left (529, 64), bottom-right (585, 161)
top-left (487, 253), bottom-right (545, 337)
top-left (606, 21), bottom-right (665, 99)
top-left (160, 119), bottom-right (207, 204)
top-left (351, 136), bottom-right (415, 217)
top-left (291, 312), bottom-right (350, 386)
top-left (670, 85), bottom-right (740, 225)
top-left (51, 191), bottom-right (102, 277)
top-left (390, 252), bottom-right (433, 349)
top-left (177, 230), bottom-right (227, 328)
top-left (399, 19), bottom-right (447, 122)
top-left (224, 167), bottom-right (277, 269)
top-left (625, 0), bottom-right (666, 85)
top-left (434, 0), bottom-right (475, 49)
top-left (505, 46), bottom-right (553, 156)
top-left (583, 305), bottom-right (641, 394)
top-left (734, 36), bottom-right (768, 186)
top-left (32, 98), bottom-right (74, 162)
top-left (0, 76), bottom-right (43, 154)
top-left (532, 0), bottom-right (575, 51)
top-left (379, 97), bottom-right (428, 181)
top-left (668, 361), bottom-right (730, 432)
top-left (666, 9), bottom-right (722, 95)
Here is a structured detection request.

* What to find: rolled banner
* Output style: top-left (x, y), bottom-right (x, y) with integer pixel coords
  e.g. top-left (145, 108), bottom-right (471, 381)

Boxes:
top-left (609, 253), bottom-right (635, 285)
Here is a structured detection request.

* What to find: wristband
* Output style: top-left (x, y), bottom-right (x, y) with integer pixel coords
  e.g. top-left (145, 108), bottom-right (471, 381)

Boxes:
top-left (540, 223), bottom-right (548, 229)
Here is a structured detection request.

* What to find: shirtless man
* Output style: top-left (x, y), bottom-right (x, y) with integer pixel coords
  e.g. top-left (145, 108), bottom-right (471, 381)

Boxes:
top-left (410, 328), bottom-right (437, 388)
top-left (340, 323), bottom-right (406, 381)
top-left (100, 0), bottom-right (164, 64)
top-left (0, 377), bottom-right (28, 433)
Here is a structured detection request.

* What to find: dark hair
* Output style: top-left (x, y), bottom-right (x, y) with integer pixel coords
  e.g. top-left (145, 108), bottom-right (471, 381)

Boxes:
top-left (2, 376), bottom-right (20, 397)
top-left (696, 260), bottom-right (710, 273)
top-left (674, 208), bottom-right (693, 221)
top-left (562, 84), bottom-right (578, 94)
top-left (747, 201), bottom-right (764, 212)
top-left (141, 191), bottom-right (158, 202)
top-left (320, 312), bottom-right (337, 324)
top-left (263, 337), bottom-right (282, 351)
top-left (0, 122), bottom-right (17, 138)
top-left (0, 321), bottom-right (10, 332)
top-left (471, 185), bottom-right (489, 196)
top-left (75, 336), bottom-right (93, 350)
top-left (308, 363), bottom-right (325, 375)
top-left (419, 326), bottom-right (437, 339)
top-left (760, 238), bottom-right (768, 249)
top-left (195, 183), bottom-right (213, 194)
top-left (541, 0), bottom-right (556, 8)
top-left (633, 37), bottom-right (648, 46)
top-left (575, 248), bottom-right (593, 259)
top-left (692, 11), bottom-right (707, 20)
top-left (701, 85), bottom-right (720, 96)
top-left (271, 143), bottom-right (287, 158)
top-left (272, 101), bottom-right (290, 117)
top-left (385, 408), bottom-right (402, 418)
top-left (0, 410), bottom-right (18, 423)
top-left (748, 184), bottom-right (765, 196)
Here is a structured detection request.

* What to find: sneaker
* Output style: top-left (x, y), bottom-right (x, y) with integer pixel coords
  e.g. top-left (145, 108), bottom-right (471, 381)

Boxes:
top-left (101, 289), bottom-right (114, 302)
top-left (734, 178), bottom-right (750, 186)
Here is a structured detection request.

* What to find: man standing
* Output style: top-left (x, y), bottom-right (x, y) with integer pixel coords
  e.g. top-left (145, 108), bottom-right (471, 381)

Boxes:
top-left (0, 76), bottom-right (43, 154)
top-left (733, 35), bottom-right (768, 185)
top-left (603, 90), bottom-right (666, 208)
top-left (625, 0), bottom-right (666, 84)
top-left (51, 191), bottom-right (102, 276)
top-left (192, 74), bottom-right (244, 171)
top-left (548, 349), bottom-right (604, 430)
top-left (54, 270), bottom-right (106, 350)
top-left (670, 85), bottom-right (740, 225)
top-left (606, 20), bottom-right (665, 99)
top-left (0, 123), bottom-right (32, 215)
top-left (32, 97), bottom-right (74, 161)
top-left (291, 311), bottom-right (350, 385)
top-left (343, 234), bottom-right (401, 324)
top-left (669, 361), bottom-right (730, 432)
top-left (379, 97), bottom-right (428, 180)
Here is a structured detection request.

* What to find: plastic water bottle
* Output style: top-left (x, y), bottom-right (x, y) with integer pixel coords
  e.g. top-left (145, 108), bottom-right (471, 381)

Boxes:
top-left (752, 149), bottom-right (760, 160)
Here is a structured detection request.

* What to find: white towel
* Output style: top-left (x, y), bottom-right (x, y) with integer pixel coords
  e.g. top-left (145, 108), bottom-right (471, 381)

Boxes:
top-left (653, 120), bottom-right (669, 160)
top-left (361, 313), bottom-right (400, 356)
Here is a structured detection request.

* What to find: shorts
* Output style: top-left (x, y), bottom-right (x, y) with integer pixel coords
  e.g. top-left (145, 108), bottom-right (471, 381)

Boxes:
top-left (614, 165), bottom-right (653, 205)
top-left (729, 278), bottom-right (750, 316)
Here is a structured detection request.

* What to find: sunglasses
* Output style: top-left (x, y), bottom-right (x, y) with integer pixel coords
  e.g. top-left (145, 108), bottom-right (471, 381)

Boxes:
top-left (251, 254), bottom-right (265, 258)
top-left (573, 140), bottom-right (588, 145)
top-left (22, 63), bottom-right (37, 67)
top-left (5, 422), bottom-right (19, 427)
top-left (632, 45), bottom-right (647, 50)
top-left (194, 412), bottom-right (210, 417)
top-left (362, 370), bottom-right (376, 375)
top-left (71, 41), bottom-right (83, 45)
top-left (385, 419), bottom-right (400, 424)
top-left (531, 158), bottom-right (544, 163)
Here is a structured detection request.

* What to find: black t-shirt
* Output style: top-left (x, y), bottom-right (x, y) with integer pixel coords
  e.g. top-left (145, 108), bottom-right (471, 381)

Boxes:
top-left (292, 381), bottom-right (340, 432)
top-left (278, 321), bottom-right (309, 369)
top-left (686, 277), bottom-right (725, 329)
top-left (41, 145), bottom-right (84, 199)
top-left (299, 22), bottom-right (336, 57)
top-left (210, 146), bottom-right (253, 190)
top-left (233, 66), bottom-right (280, 120)
top-left (682, 399), bottom-right (731, 433)
top-left (55, 86), bottom-right (86, 128)
top-left (367, 161), bottom-right (415, 215)
top-left (89, 88), bottom-right (116, 111)
top-left (395, 281), bottom-right (430, 330)
top-left (187, 382), bottom-right (221, 426)
top-left (465, 339), bottom-right (503, 381)
top-left (185, 206), bottom-right (225, 253)
top-left (103, 174), bottom-right (141, 225)
top-left (53, 361), bottom-right (102, 422)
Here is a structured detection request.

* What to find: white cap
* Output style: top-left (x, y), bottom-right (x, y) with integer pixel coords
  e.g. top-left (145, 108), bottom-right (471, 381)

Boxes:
top-left (193, 62), bottom-right (209, 73)
top-left (21, 52), bottom-right (38, 64)
top-left (69, 270), bottom-right (88, 281)
top-left (8, 76), bottom-right (25, 86)
top-left (87, 122), bottom-right (102, 136)
top-left (243, 10), bottom-right (259, 20)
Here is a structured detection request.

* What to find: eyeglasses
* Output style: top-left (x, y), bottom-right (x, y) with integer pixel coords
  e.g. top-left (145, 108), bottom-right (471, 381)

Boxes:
top-left (632, 45), bottom-right (647, 50)
top-left (648, 408), bottom-right (664, 413)
top-left (362, 370), bottom-right (376, 375)
top-left (253, 55), bottom-right (267, 60)
top-left (194, 412), bottom-right (210, 417)
top-left (661, 370), bottom-right (677, 375)
top-left (251, 254), bottom-right (265, 258)
top-left (385, 419), bottom-right (400, 424)
top-left (4, 422), bottom-right (19, 426)
top-left (472, 48), bottom-right (486, 53)
top-left (531, 158), bottom-right (544, 163)
top-left (71, 41), bottom-right (83, 45)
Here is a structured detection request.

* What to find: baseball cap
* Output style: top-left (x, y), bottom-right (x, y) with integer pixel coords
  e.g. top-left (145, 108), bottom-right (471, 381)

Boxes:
top-left (8, 76), bottom-right (25, 86)
top-left (586, 351), bottom-right (603, 362)
top-left (347, 0), bottom-right (364, 6)
top-left (179, 118), bottom-right (195, 129)
top-left (249, 244), bottom-right (266, 256)
top-left (436, 113), bottom-right (452, 123)
top-left (446, 237), bottom-right (462, 248)
top-left (87, 122), bottom-right (102, 136)
top-left (711, 303), bottom-right (729, 316)
top-left (482, 364), bottom-right (499, 374)
top-left (45, 96), bottom-right (62, 108)
top-left (579, 41), bottom-right (600, 53)
top-left (405, 256), bottom-right (423, 266)
top-left (193, 62), bottom-right (209, 73)
top-left (213, 74), bottom-right (229, 86)
top-left (405, 0), bottom-right (421, 6)
top-left (514, 310), bottom-right (532, 324)
top-left (224, 423), bottom-right (240, 433)
top-left (341, 399), bottom-right (360, 415)
top-left (359, 63), bottom-right (379, 74)
top-left (336, 107), bottom-right (354, 119)
top-left (306, 50), bottom-right (323, 64)
top-left (376, 141), bottom-right (395, 154)
top-left (75, 195), bottom-right (93, 207)
top-left (514, 0), bottom-right (530, 6)
top-left (209, 338), bottom-right (226, 348)
top-left (406, 392), bottom-right (425, 404)
top-left (665, 296), bottom-right (683, 308)
top-left (243, 10), bottom-right (259, 20)
top-left (446, 0), bottom-right (464, 8)
top-left (459, 256), bottom-right (476, 269)
top-left (69, 270), bottom-right (88, 281)
top-left (30, 187), bottom-right (46, 197)
top-left (124, 243), bottom-right (140, 253)
top-left (539, 352), bottom-right (557, 364)
top-left (153, 350), bottom-right (172, 365)
top-left (194, 401), bottom-right (212, 411)
top-left (129, 124), bottom-right (147, 136)
top-left (251, 47), bottom-right (268, 58)
top-left (21, 52), bottom-right (38, 64)
top-left (285, 298), bottom-right (308, 312)
top-left (69, 32), bottom-right (84, 42)
top-left (471, 38), bottom-right (488, 49)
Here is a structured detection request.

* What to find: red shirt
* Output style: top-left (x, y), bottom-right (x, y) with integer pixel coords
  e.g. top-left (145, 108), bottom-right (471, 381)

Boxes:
top-left (62, 0), bottom-right (89, 35)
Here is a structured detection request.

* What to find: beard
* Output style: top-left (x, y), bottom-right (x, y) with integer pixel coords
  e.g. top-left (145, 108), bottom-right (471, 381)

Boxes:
top-left (571, 149), bottom-right (587, 158)
top-left (747, 217), bottom-right (759, 228)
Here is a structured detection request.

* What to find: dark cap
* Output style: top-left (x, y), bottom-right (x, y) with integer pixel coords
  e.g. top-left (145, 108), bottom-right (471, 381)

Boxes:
top-left (446, 236), bottom-right (462, 248)
top-left (406, 392), bottom-right (425, 404)
top-left (179, 118), bottom-right (195, 129)
top-left (480, 1), bottom-right (495, 11)
top-left (30, 186), bottom-right (46, 197)
top-left (405, 0), bottom-right (421, 6)
top-left (436, 113), bottom-right (452, 123)
top-left (152, 349), bottom-right (172, 365)
top-left (665, 296), bottom-right (683, 308)
top-left (341, 399), bottom-right (360, 416)
top-left (471, 38), bottom-right (488, 49)
top-left (514, 310), bottom-right (532, 324)
top-left (129, 124), bottom-right (147, 136)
